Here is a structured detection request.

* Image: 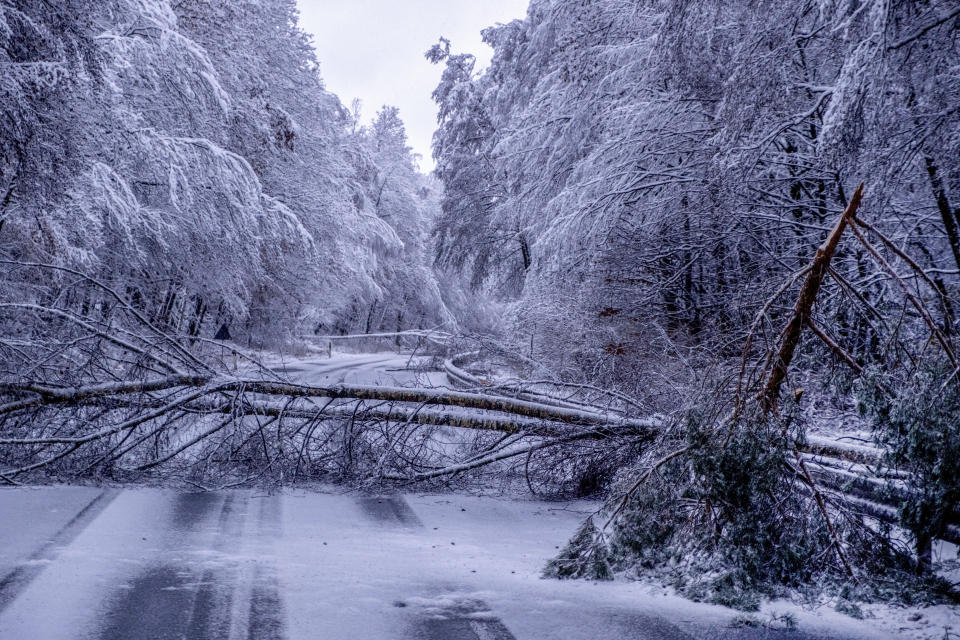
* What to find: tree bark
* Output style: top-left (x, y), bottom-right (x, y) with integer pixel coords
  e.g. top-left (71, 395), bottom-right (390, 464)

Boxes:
top-left (925, 155), bottom-right (960, 273)
top-left (761, 183), bottom-right (864, 413)
top-left (518, 233), bottom-right (532, 270)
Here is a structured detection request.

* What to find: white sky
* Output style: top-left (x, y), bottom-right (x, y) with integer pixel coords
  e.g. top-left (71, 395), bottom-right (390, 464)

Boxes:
top-left (296, 0), bottom-right (530, 173)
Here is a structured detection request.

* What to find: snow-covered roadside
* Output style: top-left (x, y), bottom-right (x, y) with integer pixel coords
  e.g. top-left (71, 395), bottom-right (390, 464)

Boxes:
top-left (404, 493), bottom-right (959, 640)
top-left (854, 598), bottom-right (959, 640)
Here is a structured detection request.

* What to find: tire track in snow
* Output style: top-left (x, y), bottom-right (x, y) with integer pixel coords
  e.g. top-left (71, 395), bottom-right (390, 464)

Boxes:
top-left (357, 495), bottom-right (424, 528)
top-left (246, 493), bottom-right (285, 640)
top-left (0, 488), bottom-right (118, 614)
top-left (404, 594), bottom-right (517, 640)
top-left (186, 492), bottom-right (249, 639)
top-left (97, 491), bottom-right (249, 640)
top-left (360, 496), bottom-right (516, 639)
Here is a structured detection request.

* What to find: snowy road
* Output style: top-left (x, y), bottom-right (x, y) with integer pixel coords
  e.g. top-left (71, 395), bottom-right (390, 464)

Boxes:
top-left (264, 351), bottom-right (446, 387)
top-left (0, 487), bottom-right (890, 640)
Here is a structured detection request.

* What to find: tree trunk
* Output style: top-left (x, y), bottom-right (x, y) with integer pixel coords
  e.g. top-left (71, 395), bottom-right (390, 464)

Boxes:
top-left (187, 296), bottom-right (206, 340)
top-left (518, 233), bottom-right (532, 271)
top-left (761, 183), bottom-right (864, 413)
top-left (916, 535), bottom-right (933, 573)
top-left (365, 300), bottom-right (378, 334)
top-left (925, 155), bottom-right (960, 273)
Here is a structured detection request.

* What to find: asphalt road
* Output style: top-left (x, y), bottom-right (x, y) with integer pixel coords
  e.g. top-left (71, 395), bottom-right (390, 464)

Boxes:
top-left (0, 486), bottom-right (887, 640)
top-left (265, 351), bottom-right (442, 387)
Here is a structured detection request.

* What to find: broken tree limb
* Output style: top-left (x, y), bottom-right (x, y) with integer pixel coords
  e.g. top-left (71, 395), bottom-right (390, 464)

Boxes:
top-left (380, 432), bottom-right (601, 482)
top-left (760, 183), bottom-right (864, 413)
top-left (806, 318), bottom-right (863, 375)
top-left (195, 398), bottom-right (632, 437)
top-left (737, 266), bottom-right (813, 407)
top-left (804, 436), bottom-right (881, 466)
top-left (741, 183), bottom-right (862, 577)
top-left (444, 353), bottom-right (635, 416)
top-left (0, 385), bottom-right (226, 446)
top-left (0, 375), bottom-right (210, 413)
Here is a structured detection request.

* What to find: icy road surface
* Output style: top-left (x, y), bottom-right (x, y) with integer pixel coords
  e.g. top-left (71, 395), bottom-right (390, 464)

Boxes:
top-left (0, 486), bottom-right (893, 640)
top-left (262, 350), bottom-right (447, 388)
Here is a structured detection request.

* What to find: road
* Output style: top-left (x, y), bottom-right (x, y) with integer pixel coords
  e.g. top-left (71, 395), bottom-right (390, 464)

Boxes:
top-left (0, 486), bottom-right (887, 640)
top-left (264, 351), bottom-right (445, 387)
top-left (0, 354), bottom-right (888, 640)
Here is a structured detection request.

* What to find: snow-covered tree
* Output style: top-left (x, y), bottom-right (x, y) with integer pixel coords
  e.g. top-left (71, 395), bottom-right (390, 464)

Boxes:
top-left (429, 0), bottom-right (960, 397)
top-left (1, 0), bottom-right (450, 348)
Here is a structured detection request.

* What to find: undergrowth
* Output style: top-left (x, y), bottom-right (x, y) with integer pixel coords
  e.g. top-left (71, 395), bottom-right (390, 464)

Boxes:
top-left (544, 399), bottom-right (959, 611)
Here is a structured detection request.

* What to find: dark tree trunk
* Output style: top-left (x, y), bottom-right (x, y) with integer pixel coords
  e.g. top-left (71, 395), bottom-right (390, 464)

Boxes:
top-left (187, 296), bottom-right (206, 340)
top-left (365, 300), bottom-right (378, 334)
top-left (925, 155), bottom-right (960, 273)
top-left (916, 535), bottom-right (933, 573)
top-left (762, 184), bottom-right (864, 413)
top-left (518, 234), bottom-right (532, 271)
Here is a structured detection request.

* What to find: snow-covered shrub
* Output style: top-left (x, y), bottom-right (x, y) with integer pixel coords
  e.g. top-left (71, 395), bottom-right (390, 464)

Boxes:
top-left (543, 517), bottom-right (613, 580)
top-left (551, 399), bottom-right (953, 609)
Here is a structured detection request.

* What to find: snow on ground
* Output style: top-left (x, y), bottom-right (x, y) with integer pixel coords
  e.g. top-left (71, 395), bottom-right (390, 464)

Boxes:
top-left (237, 347), bottom-right (449, 388)
top-left (0, 485), bottom-right (104, 579)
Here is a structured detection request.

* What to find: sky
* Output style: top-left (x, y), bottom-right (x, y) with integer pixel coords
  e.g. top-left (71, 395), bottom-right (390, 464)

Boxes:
top-left (296, 0), bottom-right (530, 173)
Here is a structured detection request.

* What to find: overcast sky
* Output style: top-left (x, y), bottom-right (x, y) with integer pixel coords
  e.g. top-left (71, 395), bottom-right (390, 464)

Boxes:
top-left (296, 0), bottom-right (529, 173)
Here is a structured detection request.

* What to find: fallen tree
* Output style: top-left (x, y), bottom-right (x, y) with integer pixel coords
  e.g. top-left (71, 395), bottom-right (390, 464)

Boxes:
top-left (0, 261), bottom-right (656, 489)
top-left (545, 185), bottom-right (960, 607)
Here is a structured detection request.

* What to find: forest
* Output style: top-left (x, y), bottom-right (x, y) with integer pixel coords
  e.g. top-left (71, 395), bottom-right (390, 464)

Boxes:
top-left (2, 0), bottom-right (960, 621)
